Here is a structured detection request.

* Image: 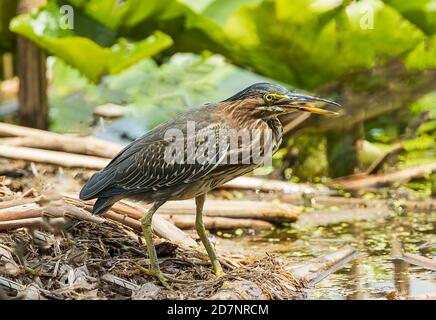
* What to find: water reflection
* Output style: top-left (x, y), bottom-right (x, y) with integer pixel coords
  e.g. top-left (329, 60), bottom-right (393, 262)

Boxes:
top-left (393, 259), bottom-right (410, 297)
top-left (346, 258), bottom-right (366, 300)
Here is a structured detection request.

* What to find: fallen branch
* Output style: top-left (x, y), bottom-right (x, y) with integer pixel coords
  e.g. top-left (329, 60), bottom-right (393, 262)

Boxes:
top-left (70, 198), bottom-right (275, 231)
top-left (391, 247), bottom-right (436, 274)
top-left (288, 246), bottom-right (357, 285)
top-left (391, 239), bottom-right (436, 272)
top-left (139, 199), bottom-right (300, 223)
top-left (0, 145), bottom-right (110, 169)
top-left (0, 196), bottom-right (42, 210)
top-left (63, 194), bottom-right (293, 228)
top-left (44, 204), bottom-right (107, 225)
top-left (0, 194), bottom-right (197, 249)
top-left (102, 211), bottom-right (142, 231)
top-left (0, 217), bottom-right (66, 231)
top-left (332, 162), bottom-right (436, 191)
top-left (0, 122), bottom-right (122, 158)
top-left (0, 203), bottom-right (42, 221)
top-left (0, 202), bottom-right (106, 224)
top-left (400, 253), bottom-right (436, 271)
top-left (221, 176), bottom-right (332, 195)
top-left (366, 144), bottom-right (404, 175)
top-left (161, 214), bottom-right (273, 230)
top-left (62, 195), bottom-right (197, 248)
top-left (1, 195), bottom-right (287, 242)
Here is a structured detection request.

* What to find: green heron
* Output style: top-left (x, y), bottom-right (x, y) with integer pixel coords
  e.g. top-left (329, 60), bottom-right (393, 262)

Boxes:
top-left (79, 83), bottom-right (340, 288)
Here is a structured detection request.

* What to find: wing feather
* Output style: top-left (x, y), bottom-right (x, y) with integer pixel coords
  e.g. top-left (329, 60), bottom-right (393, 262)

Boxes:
top-left (81, 123), bottom-right (232, 199)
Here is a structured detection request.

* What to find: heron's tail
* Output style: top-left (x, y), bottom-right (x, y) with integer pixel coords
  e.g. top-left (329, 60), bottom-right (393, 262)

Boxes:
top-left (92, 196), bottom-right (119, 215)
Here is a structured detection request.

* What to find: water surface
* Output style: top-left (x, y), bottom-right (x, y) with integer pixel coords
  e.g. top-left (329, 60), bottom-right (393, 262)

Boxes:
top-left (221, 210), bottom-right (436, 299)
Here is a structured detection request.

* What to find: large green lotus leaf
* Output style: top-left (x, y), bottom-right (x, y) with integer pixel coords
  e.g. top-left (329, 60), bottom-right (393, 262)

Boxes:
top-left (218, 0), bottom-right (426, 89)
top-left (178, 0), bottom-right (215, 13)
top-left (152, 1), bottom-right (237, 58)
top-left (327, 1), bottom-right (424, 74)
top-left (275, 0), bottom-right (319, 23)
top-left (109, 34), bottom-right (173, 74)
top-left (384, 0), bottom-right (436, 35)
top-left (10, 3), bottom-right (173, 82)
top-left (8, 0), bottom-right (436, 89)
top-left (63, 0), bottom-right (173, 30)
top-left (202, 0), bottom-right (262, 25)
top-left (67, 0), bottom-right (122, 30)
top-left (165, 0), bottom-right (435, 89)
top-left (405, 35), bottom-right (436, 69)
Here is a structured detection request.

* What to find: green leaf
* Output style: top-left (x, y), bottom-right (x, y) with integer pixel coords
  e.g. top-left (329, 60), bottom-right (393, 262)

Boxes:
top-left (8, 0), bottom-right (436, 89)
top-left (417, 120), bottom-right (436, 134)
top-left (403, 135), bottom-right (436, 151)
top-left (384, 0), bottom-right (436, 35)
top-left (178, 0), bottom-right (215, 14)
top-left (405, 35), bottom-right (436, 69)
top-left (10, 2), bottom-right (173, 82)
top-left (202, 0), bottom-right (261, 25)
top-left (190, 0), bottom-right (427, 88)
top-left (62, 0), bottom-right (174, 30)
top-left (109, 34), bottom-right (173, 74)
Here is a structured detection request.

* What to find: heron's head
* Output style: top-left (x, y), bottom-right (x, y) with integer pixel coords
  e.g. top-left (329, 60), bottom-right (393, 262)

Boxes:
top-left (224, 83), bottom-right (341, 119)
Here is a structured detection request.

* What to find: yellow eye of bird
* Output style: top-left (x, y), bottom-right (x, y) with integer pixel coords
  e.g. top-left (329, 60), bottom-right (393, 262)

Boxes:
top-left (264, 94), bottom-right (274, 102)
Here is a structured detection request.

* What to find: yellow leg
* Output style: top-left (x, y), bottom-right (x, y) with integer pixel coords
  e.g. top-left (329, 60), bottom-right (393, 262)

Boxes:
top-left (139, 201), bottom-right (171, 289)
top-left (195, 194), bottom-right (224, 276)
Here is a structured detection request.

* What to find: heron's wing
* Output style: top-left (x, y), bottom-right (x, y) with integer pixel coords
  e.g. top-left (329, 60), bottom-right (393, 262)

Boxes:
top-left (80, 123), bottom-right (231, 199)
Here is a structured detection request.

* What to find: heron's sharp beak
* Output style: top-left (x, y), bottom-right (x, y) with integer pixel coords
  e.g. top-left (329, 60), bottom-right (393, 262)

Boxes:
top-left (276, 94), bottom-right (341, 115)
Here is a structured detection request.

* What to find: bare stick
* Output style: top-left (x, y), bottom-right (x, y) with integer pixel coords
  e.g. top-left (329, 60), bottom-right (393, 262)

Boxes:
top-left (62, 194), bottom-right (197, 248)
top-left (222, 176), bottom-right (331, 194)
top-left (102, 211), bottom-right (142, 231)
top-left (366, 144), bottom-right (403, 175)
top-left (391, 239), bottom-right (436, 271)
top-left (0, 217), bottom-right (65, 231)
top-left (0, 145), bottom-right (110, 169)
top-left (0, 196), bottom-right (42, 210)
top-left (0, 203), bottom-right (43, 221)
top-left (332, 163), bottom-right (436, 191)
top-left (43, 204), bottom-right (106, 224)
top-left (401, 253), bottom-right (436, 271)
top-left (132, 199), bottom-right (300, 223)
top-left (0, 122), bottom-right (122, 158)
top-left (288, 246), bottom-right (357, 285)
top-left (161, 214), bottom-right (273, 230)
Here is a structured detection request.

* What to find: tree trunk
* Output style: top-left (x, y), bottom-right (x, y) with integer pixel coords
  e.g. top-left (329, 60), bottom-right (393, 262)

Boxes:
top-left (17, 0), bottom-right (48, 129)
